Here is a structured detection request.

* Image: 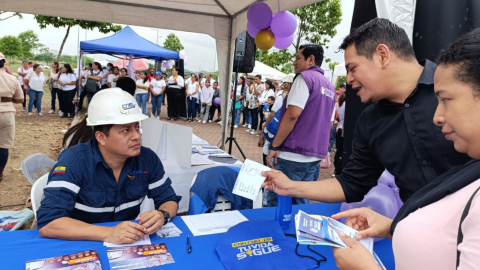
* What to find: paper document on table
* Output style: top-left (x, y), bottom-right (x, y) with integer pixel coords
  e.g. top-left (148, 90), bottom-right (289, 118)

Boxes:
top-left (104, 235), bottom-right (151, 248)
top-left (181, 210), bottom-right (248, 236)
top-left (191, 153), bottom-right (215, 165)
top-left (232, 159), bottom-right (271, 201)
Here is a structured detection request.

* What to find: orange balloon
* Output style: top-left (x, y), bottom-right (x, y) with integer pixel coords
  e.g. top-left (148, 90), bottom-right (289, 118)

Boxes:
top-left (255, 29), bottom-right (275, 51)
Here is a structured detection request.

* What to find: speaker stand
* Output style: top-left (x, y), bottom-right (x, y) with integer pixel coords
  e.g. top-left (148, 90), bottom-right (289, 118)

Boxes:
top-left (225, 69), bottom-right (247, 160)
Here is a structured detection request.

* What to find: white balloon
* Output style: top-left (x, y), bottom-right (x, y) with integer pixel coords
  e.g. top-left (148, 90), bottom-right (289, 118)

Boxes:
top-left (179, 50), bottom-right (186, 59)
top-left (184, 58), bottom-right (188, 65)
top-left (161, 66), bottom-right (167, 72)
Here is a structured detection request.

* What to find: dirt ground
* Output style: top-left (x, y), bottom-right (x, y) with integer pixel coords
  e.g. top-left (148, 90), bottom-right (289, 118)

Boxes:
top-left (0, 88), bottom-right (72, 211)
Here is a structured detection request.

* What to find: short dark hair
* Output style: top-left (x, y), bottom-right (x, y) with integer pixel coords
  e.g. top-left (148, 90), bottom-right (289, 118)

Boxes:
top-left (299, 44), bottom-right (324, 66)
top-left (33, 64), bottom-right (40, 71)
top-left (268, 96), bottom-right (275, 101)
top-left (437, 28), bottom-right (480, 95)
top-left (339, 18), bottom-right (416, 62)
top-left (255, 74), bottom-right (262, 79)
top-left (93, 125), bottom-right (114, 137)
top-left (213, 81), bottom-right (218, 85)
top-left (116, 77), bottom-right (136, 96)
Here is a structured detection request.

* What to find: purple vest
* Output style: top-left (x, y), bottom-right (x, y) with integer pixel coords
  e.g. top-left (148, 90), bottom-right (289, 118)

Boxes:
top-left (278, 66), bottom-right (336, 158)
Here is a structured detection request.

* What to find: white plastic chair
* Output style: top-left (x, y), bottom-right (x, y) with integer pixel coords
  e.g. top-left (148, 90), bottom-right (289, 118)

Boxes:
top-left (21, 153), bottom-right (56, 184)
top-left (30, 173), bottom-right (49, 226)
top-left (190, 173), bottom-right (263, 213)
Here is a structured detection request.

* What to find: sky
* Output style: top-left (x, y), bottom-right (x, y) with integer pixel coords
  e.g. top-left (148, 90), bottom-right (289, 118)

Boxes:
top-left (0, 0), bottom-right (353, 72)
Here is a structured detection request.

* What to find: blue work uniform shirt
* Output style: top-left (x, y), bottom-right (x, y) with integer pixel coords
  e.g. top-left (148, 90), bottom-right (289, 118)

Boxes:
top-left (37, 139), bottom-right (181, 229)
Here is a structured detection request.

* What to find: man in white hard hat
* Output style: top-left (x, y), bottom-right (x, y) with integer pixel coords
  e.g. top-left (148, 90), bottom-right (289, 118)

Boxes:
top-left (37, 88), bottom-right (181, 244)
top-left (0, 52), bottom-right (24, 183)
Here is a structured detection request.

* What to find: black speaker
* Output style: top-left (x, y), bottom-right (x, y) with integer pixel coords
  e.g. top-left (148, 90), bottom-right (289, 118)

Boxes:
top-left (233, 32), bottom-right (256, 73)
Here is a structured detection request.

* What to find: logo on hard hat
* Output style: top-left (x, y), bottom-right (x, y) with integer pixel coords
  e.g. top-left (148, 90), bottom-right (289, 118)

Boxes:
top-left (119, 103), bottom-right (136, 115)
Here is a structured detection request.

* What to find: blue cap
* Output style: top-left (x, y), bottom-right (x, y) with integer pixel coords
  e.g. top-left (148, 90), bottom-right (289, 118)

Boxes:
top-left (155, 71), bottom-right (163, 76)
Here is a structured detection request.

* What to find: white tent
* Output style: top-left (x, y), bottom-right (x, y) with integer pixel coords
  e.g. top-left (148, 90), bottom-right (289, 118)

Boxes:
top-left (2, 0), bottom-right (320, 148)
top-left (249, 61), bottom-right (287, 81)
top-left (331, 64), bottom-right (347, 87)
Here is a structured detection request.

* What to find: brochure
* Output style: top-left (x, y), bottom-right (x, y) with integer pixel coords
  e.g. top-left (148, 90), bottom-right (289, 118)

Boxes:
top-left (296, 211), bottom-right (386, 269)
top-left (26, 250), bottom-right (101, 270)
top-left (107, 243), bottom-right (174, 269)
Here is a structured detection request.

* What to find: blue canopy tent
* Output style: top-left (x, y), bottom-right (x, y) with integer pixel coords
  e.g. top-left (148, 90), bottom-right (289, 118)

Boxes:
top-left (80, 26), bottom-right (179, 60)
top-left (77, 26), bottom-right (186, 116)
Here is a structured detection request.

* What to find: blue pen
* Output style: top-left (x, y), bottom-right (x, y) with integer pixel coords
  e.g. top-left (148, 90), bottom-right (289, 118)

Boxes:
top-left (187, 235), bottom-right (192, 254)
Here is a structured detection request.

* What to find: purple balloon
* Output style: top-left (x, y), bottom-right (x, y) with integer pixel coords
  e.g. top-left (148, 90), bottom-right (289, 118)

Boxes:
top-left (214, 97), bottom-right (221, 105)
top-left (247, 22), bottom-right (261, 38)
top-left (271, 11), bottom-right (298, 38)
top-left (274, 34), bottom-right (294, 49)
top-left (378, 170), bottom-right (403, 209)
top-left (339, 183), bottom-right (400, 242)
top-left (247, 2), bottom-right (273, 30)
top-left (162, 61), bottom-right (169, 68)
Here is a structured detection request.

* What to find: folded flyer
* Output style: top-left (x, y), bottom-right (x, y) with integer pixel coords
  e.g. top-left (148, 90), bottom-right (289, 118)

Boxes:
top-left (107, 243), bottom-right (174, 269)
top-left (296, 211), bottom-right (386, 269)
top-left (26, 250), bottom-right (101, 270)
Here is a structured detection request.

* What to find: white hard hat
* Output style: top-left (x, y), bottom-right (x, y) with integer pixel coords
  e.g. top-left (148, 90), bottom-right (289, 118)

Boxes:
top-left (86, 88), bottom-right (148, 126)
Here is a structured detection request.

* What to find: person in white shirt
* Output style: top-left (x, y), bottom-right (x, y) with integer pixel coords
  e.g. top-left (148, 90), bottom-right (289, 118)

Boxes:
top-left (251, 75), bottom-right (265, 135)
top-left (135, 71), bottom-right (150, 115)
top-left (48, 62), bottom-right (61, 114)
top-left (58, 64), bottom-right (77, 118)
top-left (17, 61), bottom-right (32, 111)
top-left (185, 73), bottom-right (199, 122)
top-left (24, 64), bottom-right (45, 116)
top-left (198, 79), bottom-right (214, 123)
top-left (185, 74), bottom-right (192, 85)
top-left (233, 76), bottom-right (247, 128)
top-left (167, 67), bottom-right (185, 121)
top-left (86, 62), bottom-right (104, 102)
top-left (107, 66), bottom-right (120, 88)
top-left (257, 80), bottom-right (274, 135)
top-left (149, 71), bottom-right (166, 119)
top-left (244, 77), bottom-right (256, 133)
top-left (206, 74), bottom-right (216, 85)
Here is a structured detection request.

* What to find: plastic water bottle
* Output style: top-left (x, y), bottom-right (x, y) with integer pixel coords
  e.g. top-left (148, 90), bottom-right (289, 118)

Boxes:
top-left (275, 195), bottom-right (292, 230)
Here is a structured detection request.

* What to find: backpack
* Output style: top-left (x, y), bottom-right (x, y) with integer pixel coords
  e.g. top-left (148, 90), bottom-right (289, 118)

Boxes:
top-left (263, 109), bottom-right (282, 143)
top-left (85, 69), bottom-right (100, 94)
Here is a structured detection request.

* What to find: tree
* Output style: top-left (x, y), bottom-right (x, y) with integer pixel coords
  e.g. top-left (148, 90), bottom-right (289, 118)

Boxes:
top-left (34, 15), bottom-right (122, 63)
top-left (34, 51), bottom-right (56, 63)
top-left (0, 35), bottom-right (23, 61)
top-left (291, 0), bottom-right (342, 53)
top-left (163, 33), bottom-right (184, 52)
top-left (255, 49), bottom-right (294, 74)
top-left (18, 30), bottom-right (43, 59)
top-left (281, 62), bottom-right (294, 74)
top-left (328, 61), bottom-right (339, 71)
top-left (336, 77), bottom-right (347, 89)
top-left (0, 11), bottom-right (23, 21)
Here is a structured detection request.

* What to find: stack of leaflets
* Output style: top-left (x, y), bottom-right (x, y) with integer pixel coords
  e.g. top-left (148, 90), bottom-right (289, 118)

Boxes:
top-left (26, 250), bottom-right (101, 270)
top-left (296, 211), bottom-right (386, 269)
top-left (107, 243), bottom-right (174, 269)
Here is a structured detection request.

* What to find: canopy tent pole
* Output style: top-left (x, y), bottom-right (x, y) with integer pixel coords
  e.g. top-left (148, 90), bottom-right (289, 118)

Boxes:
top-left (219, 17), bottom-right (234, 150)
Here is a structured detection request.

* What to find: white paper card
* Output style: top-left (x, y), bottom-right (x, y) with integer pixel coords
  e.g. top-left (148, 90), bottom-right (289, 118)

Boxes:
top-left (181, 210), bottom-right (248, 236)
top-left (156, 223), bottom-right (183, 238)
top-left (232, 159), bottom-right (271, 201)
top-left (104, 235), bottom-right (151, 248)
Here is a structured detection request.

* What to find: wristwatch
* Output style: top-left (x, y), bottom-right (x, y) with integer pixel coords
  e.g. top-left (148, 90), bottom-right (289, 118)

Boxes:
top-left (158, 210), bottom-right (170, 225)
top-left (269, 145), bottom-right (279, 151)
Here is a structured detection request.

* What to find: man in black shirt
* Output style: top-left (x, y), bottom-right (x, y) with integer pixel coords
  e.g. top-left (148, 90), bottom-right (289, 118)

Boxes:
top-left (262, 18), bottom-right (470, 204)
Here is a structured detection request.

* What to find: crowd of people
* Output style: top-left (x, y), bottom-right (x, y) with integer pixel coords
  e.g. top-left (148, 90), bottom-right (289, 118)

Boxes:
top-left (2, 15), bottom-right (480, 270)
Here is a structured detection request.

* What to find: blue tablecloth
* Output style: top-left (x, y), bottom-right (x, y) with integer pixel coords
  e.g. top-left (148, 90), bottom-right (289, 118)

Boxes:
top-left (0, 203), bottom-right (395, 269)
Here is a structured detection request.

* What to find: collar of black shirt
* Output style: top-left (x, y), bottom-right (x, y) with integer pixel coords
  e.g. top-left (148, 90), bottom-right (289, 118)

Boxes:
top-left (378, 59), bottom-right (437, 106)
